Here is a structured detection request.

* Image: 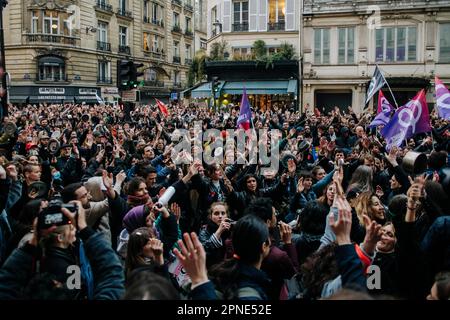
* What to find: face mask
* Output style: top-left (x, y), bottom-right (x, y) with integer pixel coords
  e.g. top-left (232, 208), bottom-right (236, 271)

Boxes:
top-left (53, 171), bottom-right (61, 180)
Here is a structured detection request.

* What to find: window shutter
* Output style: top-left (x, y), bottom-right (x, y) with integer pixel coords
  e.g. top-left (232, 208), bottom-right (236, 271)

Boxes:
top-left (258, 0), bottom-right (267, 32)
top-left (249, 0), bottom-right (258, 32)
top-left (223, 0), bottom-right (231, 32)
top-left (286, 0), bottom-right (295, 31)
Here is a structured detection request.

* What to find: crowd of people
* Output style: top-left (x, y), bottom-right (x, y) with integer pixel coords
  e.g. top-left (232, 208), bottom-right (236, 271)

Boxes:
top-left (0, 100), bottom-right (448, 300)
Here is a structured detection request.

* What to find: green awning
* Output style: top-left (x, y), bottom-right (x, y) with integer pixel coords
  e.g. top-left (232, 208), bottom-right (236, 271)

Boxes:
top-left (191, 82), bottom-right (212, 99)
top-left (287, 79), bottom-right (298, 95)
top-left (222, 80), bottom-right (297, 95)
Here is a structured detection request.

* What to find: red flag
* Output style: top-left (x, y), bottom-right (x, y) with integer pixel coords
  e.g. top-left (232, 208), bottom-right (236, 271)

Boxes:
top-left (155, 99), bottom-right (169, 116)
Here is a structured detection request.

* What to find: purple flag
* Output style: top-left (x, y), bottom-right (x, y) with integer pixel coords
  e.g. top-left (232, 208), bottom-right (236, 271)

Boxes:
top-left (435, 76), bottom-right (450, 120)
top-left (236, 87), bottom-right (252, 130)
top-left (381, 89), bottom-right (431, 150)
top-left (369, 90), bottom-right (393, 128)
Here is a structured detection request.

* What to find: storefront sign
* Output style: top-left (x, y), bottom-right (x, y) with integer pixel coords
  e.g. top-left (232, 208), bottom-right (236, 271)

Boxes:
top-left (79, 88), bottom-right (97, 95)
top-left (101, 87), bottom-right (119, 94)
top-left (39, 87), bottom-right (65, 94)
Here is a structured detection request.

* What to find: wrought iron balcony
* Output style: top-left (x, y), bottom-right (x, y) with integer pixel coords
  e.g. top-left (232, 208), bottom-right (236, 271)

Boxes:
top-left (232, 22), bottom-right (248, 32)
top-left (268, 22), bottom-right (285, 31)
top-left (117, 8), bottom-right (133, 19)
top-left (95, 1), bottom-right (113, 13)
top-left (173, 82), bottom-right (182, 88)
top-left (172, 25), bottom-right (182, 33)
top-left (173, 56), bottom-right (181, 63)
top-left (185, 29), bottom-right (193, 37)
top-left (97, 76), bottom-right (113, 84)
top-left (26, 34), bottom-right (77, 45)
top-left (97, 41), bottom-right (111, 51)
top-left (36, 74), bottom-right (68, 82)
top-left (119, 45), bottom-right (130, 54)
top-left (185, 58), bottom-right (192, 65)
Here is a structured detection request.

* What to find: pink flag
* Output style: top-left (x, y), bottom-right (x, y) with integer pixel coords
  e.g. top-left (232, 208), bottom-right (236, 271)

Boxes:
top-left (434, 76), bottom-right (450, 120)
top-left (381, 89), bottom-right (431, 150)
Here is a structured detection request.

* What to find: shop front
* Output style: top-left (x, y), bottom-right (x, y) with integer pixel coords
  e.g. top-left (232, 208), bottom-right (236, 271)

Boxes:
top-left (188, 60), bottom-right (300, 111)
top-left (9, 86), bottom-right (102, 105)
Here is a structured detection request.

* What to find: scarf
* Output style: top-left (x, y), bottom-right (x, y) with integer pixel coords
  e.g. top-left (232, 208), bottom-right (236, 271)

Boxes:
top-left (127, 194), bottom-right (150, 208)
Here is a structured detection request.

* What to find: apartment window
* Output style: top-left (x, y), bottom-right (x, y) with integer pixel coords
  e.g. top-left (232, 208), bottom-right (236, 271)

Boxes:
top-left (98, 22), bottom-right (108, 42)
top-left (268, 0), bottom-right (285, 23)
top-left (376, 27), bottom-right (417, 62)
top-left (174, 41), bottom-right (179, 56)
top-left (173, 12), bottom-right (180, 27)
top-left (314, 28), bottom-right (330, 64)
top-left (200, 38), bottom-right (207, 50)
top-left (98, 61), bottom-right (110, 81)
top-left (119, 0), bottom-right (127, 11)
top-left (38, 56), bottom-right (65, 81)
top-left (152, 2), bottom-right (158, 21)
top-left (211, 6), bottom-right (218, 35)
top-left (153, 35), bottom-right (160, 51)
top-left (119, 26), bottom-right (127, 46)
top-left (145, 69), bottom-right (157, 81)
top-left (186, 17), bottom-right (191, 31)
top-left (144, 0), bottom-right (149, 18)
top-left (43, 11), bottom-right (59, 34)
top-left (440, 23), bottom-right (450, 62)
top-left (143, 32), bottom-right (149, 51)
top-left (174, 71), bottom-right (180, 84)
top-left (185, 44), bottom-right (191, 59)
top-left (338, 27), bottom-right (355, 64)
top-left (31, 11), bottom-right (39, 33)
top-left (233, 1), bottom-right (248, 24)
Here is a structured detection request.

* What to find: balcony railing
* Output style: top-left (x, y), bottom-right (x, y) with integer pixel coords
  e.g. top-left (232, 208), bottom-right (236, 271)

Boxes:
top-left (144, 80), bottom-right (164, 87)
top-left (185, 58), bottom-right (192, 65)
top-left (117, 8), bottom-right (133, 18)
top-left (172, 0), bottom-right (182, 7)
top-left (184, 3), bottom-right (194, 12)
top-left (185, 29), bottom-right (193, 37)
top-left (36, 74), bottom-right (68, 82)
top-left (97, 41), bottom-right (111, 51)
top-left (26, 34), bottom-right (77, 45)
top-left (268, 22), bottom-right (285, 31)
top-left (144, 48), bottom-right (165, 60)
top-left (232, 22), bottom-right (248, 32)
top-left (95, 1), bottom-right (113, 13)
top-left (173, 56), bottom-right (181, 63)
top-left (172, 25), bottom-right (182, 33)
top-left (97, 77), bottom-right (113, 84)
top-left (173, 82), bottom-right (182, 88)
top-left (144, 16), bottom-right (164, 27)
top-left (119, 45), bottom-right (130, 54)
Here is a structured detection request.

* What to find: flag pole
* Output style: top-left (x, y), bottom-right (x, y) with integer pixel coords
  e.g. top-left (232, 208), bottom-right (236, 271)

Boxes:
top-left (377, 64), bottom-right (399, 109)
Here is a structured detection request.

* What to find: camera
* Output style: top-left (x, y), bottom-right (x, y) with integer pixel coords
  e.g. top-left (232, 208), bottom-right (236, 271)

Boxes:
top-left (38, 199), bottom-right (78, 231)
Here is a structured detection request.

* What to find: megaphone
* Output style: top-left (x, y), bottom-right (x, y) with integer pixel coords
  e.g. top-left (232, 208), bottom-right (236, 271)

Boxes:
top-left (48, 139), bottom-right (61, 155)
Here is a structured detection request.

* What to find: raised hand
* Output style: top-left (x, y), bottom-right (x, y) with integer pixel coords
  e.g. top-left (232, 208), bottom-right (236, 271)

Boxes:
top-left (173, 232), bottom-right (208, 287)
top-left (279, 221), bottom-right (293, 245)
top-left (149, 238), bottom-right (164, 265)
top-left (115, 170), bottom-right (127, 185)
top-left (296, 177), bottom-right (304, 193)
top-left (170, 202), bottom-right (181, 223)
top-left (328, 200), bottom-right (352, 245)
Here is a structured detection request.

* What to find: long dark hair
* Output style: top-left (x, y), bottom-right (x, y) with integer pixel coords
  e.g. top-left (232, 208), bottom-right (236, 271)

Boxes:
top-left (209, 215), bottom-right (270, 299)
top-left (125, 227), bottom-right (157, 278)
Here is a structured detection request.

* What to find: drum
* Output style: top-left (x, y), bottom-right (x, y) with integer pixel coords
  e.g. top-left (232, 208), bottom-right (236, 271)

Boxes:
top-left (402, 151), bottom-right (427, 174)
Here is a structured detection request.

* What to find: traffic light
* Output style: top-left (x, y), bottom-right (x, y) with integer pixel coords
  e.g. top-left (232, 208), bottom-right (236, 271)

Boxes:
top-left (212, 76), bottom-right (220, 98)
top-left (117, 60), bottom-right (144, 90)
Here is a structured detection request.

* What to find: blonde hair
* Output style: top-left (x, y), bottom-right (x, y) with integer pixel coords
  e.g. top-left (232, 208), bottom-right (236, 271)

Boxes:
top-left (354, 192), bottom-right (378, 226)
